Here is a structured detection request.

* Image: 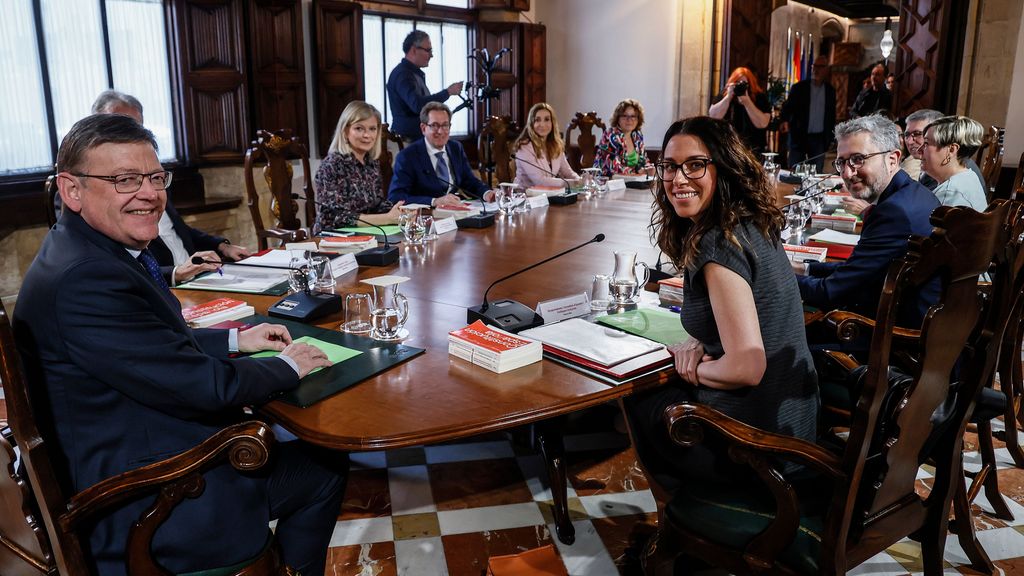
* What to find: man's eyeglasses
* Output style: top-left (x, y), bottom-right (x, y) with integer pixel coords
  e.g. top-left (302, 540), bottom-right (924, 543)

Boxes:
top-left (832, 150), bottom-right (893, 173)
top-left (655, 158), bottom-right (713, 181)
top-left (425, 122), bottom-right (451, 132)
top-left (415, 45), bottom-right (434, 56)
top-left (905, 130), bottom-right (925, 140)
top-left (71, 170), bottom-right (173, 194)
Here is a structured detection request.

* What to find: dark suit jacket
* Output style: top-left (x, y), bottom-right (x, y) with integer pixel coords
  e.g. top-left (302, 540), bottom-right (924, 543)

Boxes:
top-left (12, 211), bottom-right (297, 575)
top-left (386, 58), bottom-right (452, 140)
top-left (798, 170), bottom-right (940, 327)
top-left (780, 79), bottom-right (836, 143)
top-left (388, 138), bottom-right (490, 205)
top-left (148, 201), bottom-right (227, 269)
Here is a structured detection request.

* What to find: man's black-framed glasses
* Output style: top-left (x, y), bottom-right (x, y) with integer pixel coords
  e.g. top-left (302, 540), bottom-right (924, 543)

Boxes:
top-left (655, 158), bottom-right (713, 181)
top-left (415, 45), bottom-right (434, 56)
top-left (832, 150), bottom-right (893, 173)
top-left (425, 122), bottom-right (451, 132)
top-left (71, 170), bottom-right (173, 194)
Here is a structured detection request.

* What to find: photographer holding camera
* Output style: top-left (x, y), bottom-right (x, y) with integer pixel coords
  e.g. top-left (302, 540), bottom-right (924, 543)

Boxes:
top-left (709, 67), bottom-right (772, 154)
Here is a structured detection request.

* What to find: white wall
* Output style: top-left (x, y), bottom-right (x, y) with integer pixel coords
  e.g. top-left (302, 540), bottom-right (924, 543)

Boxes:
top-left (1003, 5), bottom-right (1024, 170)
top-left (535, 0), bottom-right (683, 146)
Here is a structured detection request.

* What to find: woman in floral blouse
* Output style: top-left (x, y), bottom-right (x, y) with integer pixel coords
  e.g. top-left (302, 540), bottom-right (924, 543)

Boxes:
top-left (593, 98), bottom-right (652, 176)
top-left (314, 101), bottom-right (403, 231)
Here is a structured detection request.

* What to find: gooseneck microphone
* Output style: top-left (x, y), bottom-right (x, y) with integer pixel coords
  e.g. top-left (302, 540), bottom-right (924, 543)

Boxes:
top-left (421, 169), bottom-right (495, 229)
top-left (509, 153), bottom-right (578, 205)
top-left (467, 233), bottom-right (606, 332)
top-left (292, 193), bottom-right (399, 266)
top-left (780, 172), bottom-right (841, 209)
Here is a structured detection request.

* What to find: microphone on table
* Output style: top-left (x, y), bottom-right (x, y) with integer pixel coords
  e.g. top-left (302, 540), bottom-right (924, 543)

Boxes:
top-left (780, 172), bottom-right (841, 209)
top-left (421, 169), bottom-right (496, 229)
top-left (292, 193), bottom-right (399, 266)
top-left (467, 233), bottom-right (606, 333)
top-left (509, 153), bottom-right (578, 205)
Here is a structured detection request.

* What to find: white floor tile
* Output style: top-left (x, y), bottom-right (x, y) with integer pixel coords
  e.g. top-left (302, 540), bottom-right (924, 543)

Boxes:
top-left (329, 517), bottom-right (394, 547)
top-left (975, 525), bottom-right (1024, 561)
top-left (389, 465), bottom-right (437, 515)
top-left (551, 520), bottom-right (620, 576)
top-left (578, 490), bottom-right (657, 519)
top-left (395, 536), bottom-right (449, 576)
top-left (437, 502), bottom-right (546, 535)
top-left (516, 454), bottom-right (579, 501)
top-left (350, 450), bottom-right (387, 470)
top-left (846, 551), bottom-right (911, 575)
top-left (424, 441), bottom-right (514, 464)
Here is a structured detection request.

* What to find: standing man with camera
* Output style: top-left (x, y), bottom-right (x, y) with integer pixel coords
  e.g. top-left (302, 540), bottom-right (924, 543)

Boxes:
top-left (709, 67), bottom-right (772, 154)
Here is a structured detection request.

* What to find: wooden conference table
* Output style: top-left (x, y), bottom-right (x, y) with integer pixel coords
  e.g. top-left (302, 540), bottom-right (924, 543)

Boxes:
top-left (173, 185), bottom-right (672, 544)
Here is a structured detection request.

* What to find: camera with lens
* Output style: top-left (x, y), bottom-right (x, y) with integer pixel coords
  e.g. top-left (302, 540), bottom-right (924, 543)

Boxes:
top-left (733, 80), bottom-right (749, 97)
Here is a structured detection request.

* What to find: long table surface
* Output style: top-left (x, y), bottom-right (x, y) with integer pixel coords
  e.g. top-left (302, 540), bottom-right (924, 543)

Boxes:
top-left (174, 187), bottom-right (673, 452)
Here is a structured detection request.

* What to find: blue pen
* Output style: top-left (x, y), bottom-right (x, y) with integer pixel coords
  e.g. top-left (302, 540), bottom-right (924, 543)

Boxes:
top-left (668, 305), bottom-right (681, 313)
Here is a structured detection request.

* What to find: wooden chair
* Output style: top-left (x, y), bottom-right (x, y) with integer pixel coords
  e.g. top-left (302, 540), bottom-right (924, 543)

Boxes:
top-left (477, 115), bottom-right (519, 187)
top-left (244, 129), bottom-right (314, 250)
top-left (379, 122), bottom-right (405, 199)
top-left (0, 302), bottom-right (292, 575)
top-left (641, 203), bottom-right (1011, 575)
top-left (976, 125), bottom-right (1005, 197)
top-left (563, 112), bottom-right (605, 172)
top-left (44, 175), bottom-right (58, 228)
top-left (1011, 150), bottom-right (1024, 199)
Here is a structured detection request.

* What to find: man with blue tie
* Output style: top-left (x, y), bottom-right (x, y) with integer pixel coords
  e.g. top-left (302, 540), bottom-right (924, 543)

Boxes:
top-left (388, 102), bottom-right (492, 207)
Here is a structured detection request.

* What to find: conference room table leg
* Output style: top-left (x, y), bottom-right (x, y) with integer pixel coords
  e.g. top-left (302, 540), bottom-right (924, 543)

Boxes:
top-left (536, 418), bottom-right (575, 545)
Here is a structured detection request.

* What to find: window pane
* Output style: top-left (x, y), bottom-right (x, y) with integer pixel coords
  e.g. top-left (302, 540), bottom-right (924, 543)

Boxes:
top-left (383, 19), bottom-right (414, 126)
top-left (41, 0), bottom-right (109, 145)
top-left (106, 0), bottom-right (177, 160)
top-left (441, 23), bottom-right (469, 136)
top-left (427, 0), bottom-right (469, 8)
top-left (416, 21), bottom-right (442, 101)
top-left (362, 15), bottom-right (386, 125)
top-left (0, 0), bottom-right (52, 174)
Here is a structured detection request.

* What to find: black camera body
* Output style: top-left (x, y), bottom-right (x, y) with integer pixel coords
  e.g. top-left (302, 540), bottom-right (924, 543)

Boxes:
top-left (733, 80), bottom-right (749, 97)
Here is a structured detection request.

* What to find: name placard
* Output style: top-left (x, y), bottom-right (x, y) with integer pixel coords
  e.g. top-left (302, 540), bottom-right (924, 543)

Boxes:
top-left (526, 194), bottom-right (550, 209)
top-left (432, 217), bottom-right (459, 235)
top-left (331, 253), bottom-right (359, 277)
top-left (606, 179), bottom-right (627, 191)
top-left (535, 292), bottom-right (590, 323)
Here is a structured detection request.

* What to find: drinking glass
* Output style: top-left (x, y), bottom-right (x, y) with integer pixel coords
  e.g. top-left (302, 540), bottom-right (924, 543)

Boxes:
top-left (287, 252), bottom-right (317, 293)
top-left (581, 168), bottom-right (601, 197)
top-left (309, 254), bottom-right (335, 292)
top-left (590, 274), bottom-right (611, 310)
top-left (497, 182), bottom-right (517, 215)
top-left (595, 175), bottom-right (609, 196)
top-left (342, 293), bottom-right (372, 333)
top-left (419, 214), bottom-right (436, 241)
top-left (786, 206), bottom-right (805, 245)
top-left (400, 208), bottom-right (426, 245)
top-left (512, 188), bottom-right (530, 213)
top-left (761, 152), bottom-right (780, 188)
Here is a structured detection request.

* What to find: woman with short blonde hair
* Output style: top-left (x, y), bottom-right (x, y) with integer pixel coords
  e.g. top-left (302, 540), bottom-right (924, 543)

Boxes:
top-left (920, 115), bottom-right (987, 211)
top-left (513, 102), bottom-right (579, 189)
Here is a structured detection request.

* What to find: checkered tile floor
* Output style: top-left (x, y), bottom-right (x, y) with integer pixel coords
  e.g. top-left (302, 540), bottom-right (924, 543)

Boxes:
top-left (4, 398), bottom-right (1024, 575)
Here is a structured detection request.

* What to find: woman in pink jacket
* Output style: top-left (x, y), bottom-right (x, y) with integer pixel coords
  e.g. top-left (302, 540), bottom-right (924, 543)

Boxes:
top-left (513, 103), bottom-right (580, 190)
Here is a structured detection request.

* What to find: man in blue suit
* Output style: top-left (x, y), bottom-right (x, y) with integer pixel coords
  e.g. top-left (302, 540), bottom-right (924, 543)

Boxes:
top-left (388, 102), bottom-right (492, 207)
top-left (794, 114), bottom-right (940, 330)
top-left (14, 114), bottom-right (346, 575)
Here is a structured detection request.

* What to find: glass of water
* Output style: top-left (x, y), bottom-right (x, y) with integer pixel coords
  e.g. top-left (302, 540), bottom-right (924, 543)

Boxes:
top-left (287, 252), bottom-right (317, 293)
top-left (400, 208), bottom-right (426, 245)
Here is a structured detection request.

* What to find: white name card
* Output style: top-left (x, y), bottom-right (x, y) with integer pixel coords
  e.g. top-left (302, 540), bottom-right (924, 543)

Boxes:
top-left (606, 179), bottom-right (627, 191)
top-left (330, 253), bottom-right (359, 277)
top-left (535, 292), bottom-right (591, 324)
top-left (526, 194), bottom-right (550, 209)
top-left (432, 217), bottom-right (459, 235)
top-left (285, 241), bottom-right (319, 252)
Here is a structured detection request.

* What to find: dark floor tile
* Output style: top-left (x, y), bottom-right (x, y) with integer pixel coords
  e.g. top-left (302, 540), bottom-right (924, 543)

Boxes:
top-left (442, 525), bottom-right (556, 576)
top-left (340, 468), bottom-right (391, 520)
top-left (429, 458), bottom-right (534, 511)
top-left (567, 445), bottom-right (649, 497)
top-left (590, 512), bottom-right (658, 575)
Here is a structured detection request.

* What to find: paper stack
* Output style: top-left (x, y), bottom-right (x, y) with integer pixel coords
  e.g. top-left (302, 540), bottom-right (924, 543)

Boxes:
top-left (783, 244), bottom-right (828, 263)
top-left (318, 235), bottom-right (377, 253)
top-left (433, 203), bottom-right (482, 220)
top-left (181, 297), bottom-right (255, 328)
top-left (448, 320), bottom-right (543, 373)
top-left (657, 276), bottom-right (684, 306)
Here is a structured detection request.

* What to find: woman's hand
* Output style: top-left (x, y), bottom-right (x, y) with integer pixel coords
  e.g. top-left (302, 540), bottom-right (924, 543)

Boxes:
top-left (668, 337), bottom-right (712, 385)
top-left (381, 201), bottom-right (405, 224)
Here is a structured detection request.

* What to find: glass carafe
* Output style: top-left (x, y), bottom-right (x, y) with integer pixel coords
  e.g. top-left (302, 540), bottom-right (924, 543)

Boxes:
top-left (610, 251), bottom-right (650, 304)
top-left (761, 152), bottom-right (780, 189)
top-left (369, 281), bottom-right (409, 341)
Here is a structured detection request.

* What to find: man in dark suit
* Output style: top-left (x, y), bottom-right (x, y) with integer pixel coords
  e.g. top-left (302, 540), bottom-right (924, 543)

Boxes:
top-left (14, 114), bottom-right (346, 575)
top-left (388, 101), bottom-right (492, 207)
top-left (779, 55), bottom-right (836, 173)
top-left (90, 90), bottom-right (252, 284)
top-left (386, 30), bottom-right (463, 142)
top-left (850, 63), bottom-right (892, 118)
top-left (794, 114), bottom-right (940, 330)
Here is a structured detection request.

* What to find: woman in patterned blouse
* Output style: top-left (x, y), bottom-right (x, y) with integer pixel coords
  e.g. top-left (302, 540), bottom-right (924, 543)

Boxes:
top-left (314, 101), bottom-right (404, 231)
top-left (593, 98), bottom-right (653, 176)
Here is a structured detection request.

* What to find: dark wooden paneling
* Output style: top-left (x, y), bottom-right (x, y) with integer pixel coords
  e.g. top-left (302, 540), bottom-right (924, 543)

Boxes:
top-left (476, 22), bottom-right (519, 125)
top-left (313, 0), bottom-right (364, 158)
top-left (249, 0), bottom-right (308, 142)
top-left (893, 0), bottom-right (970, 117)
top-left (473, 0), bottom-right (529, 9)
top-left (520, 23), bottom-right (546, 112)
top-left (170, 0), bottom-right (250, 164)
top-left (723, 0), bottom-right (773, 85)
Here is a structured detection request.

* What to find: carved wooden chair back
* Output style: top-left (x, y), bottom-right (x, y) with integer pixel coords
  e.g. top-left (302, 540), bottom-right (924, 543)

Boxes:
top-left (477, 115), bottom-right (519, 187)
top-left (646, 202), bottom-right (1010, 575)
top-left (0, 302), bottom-right (288, 575)
top-left (1012, 150), bottom-right (1024, 200)
top-left (244, 129), bottom-right (314, 250)
top-left (563, 112), bottom-right (605, 172)
top-left (977, 125), bottom-right (1005, 197)
top-left (379, 122), bottom-right (405, 198)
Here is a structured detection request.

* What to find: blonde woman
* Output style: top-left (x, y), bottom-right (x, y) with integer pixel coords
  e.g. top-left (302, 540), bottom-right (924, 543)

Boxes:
top-left (594, 98), bottom-right (651, 176)
top-left (920, 116), bottom-right (988, 211)
top-left (513, 102), bottom-right (579, 189)
top-left (314, 101), bottom-right (404, 230)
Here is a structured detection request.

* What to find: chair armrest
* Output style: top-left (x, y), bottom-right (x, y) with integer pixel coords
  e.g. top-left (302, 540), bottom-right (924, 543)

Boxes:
top-left (822, 310), bottom-right (921, 343)
top-left (257, 228), bottom-right (309, 244)
top-left (59, 421), bottom-right (274, 531)
top-left (664, 403), bottom-right (844, 479)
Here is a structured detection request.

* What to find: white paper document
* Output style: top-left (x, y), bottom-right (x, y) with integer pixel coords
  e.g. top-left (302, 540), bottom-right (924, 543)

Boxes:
top-left (807, 228), bottom-right (861, 246)
top-left (521, 318), bottom-right (663, 367)
top-left (182, 264), bottom-right (288, 292)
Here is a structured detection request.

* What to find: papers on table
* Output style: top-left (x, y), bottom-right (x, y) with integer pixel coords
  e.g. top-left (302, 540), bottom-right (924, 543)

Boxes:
top-left (232, 250), bottom-right (305, 268)
top-left (521, 318), bottom-right (663, 367)
top-left (180, 264), bottom-right (288, 293)
top-left (807, 228), bottom-right (861, 246)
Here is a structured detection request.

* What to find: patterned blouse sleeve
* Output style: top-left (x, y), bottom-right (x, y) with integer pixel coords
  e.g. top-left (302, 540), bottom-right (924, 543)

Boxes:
top-left (313, 153), bottom-right (360, 229)
top-left (594, 128), bottom-right (624, 176)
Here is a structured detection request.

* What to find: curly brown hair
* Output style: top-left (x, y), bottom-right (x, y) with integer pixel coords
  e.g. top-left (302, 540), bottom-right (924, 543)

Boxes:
top-left (650, 116), bottom-right (783, 269)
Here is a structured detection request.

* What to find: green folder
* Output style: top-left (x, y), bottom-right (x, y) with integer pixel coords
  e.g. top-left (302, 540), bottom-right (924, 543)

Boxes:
top-left (596, 308), bottom-right (688, 346)
top-left (251, 335), bottom-right (362, 375)
top-left (333, 225), bottom-right (403, 236)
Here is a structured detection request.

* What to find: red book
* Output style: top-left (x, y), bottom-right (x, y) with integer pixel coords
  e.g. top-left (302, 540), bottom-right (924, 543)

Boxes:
top-left (806, 241), bottom-right (854, 259)
top-left (448, 320), bottom-right (542, 373)
top-left (542, 344), bottom-right (672, 381)
top-left (181, 297), bottom-right (255, 328)
top-left (320, 235), bottom-right (373, 244)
